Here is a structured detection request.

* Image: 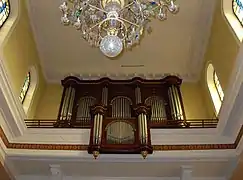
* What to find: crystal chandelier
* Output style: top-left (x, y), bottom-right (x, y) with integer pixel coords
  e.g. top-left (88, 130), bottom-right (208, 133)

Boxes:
top-left (59, 0), bottom-right (179, 57)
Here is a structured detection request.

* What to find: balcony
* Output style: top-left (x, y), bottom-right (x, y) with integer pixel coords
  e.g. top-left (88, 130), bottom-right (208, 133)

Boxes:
top-left (18, 75), bottom-right (223, 158)
top-left (25, 75), bottom-right (219, 130)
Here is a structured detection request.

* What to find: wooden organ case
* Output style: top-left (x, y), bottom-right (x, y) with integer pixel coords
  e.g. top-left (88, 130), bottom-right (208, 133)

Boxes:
top-left (56, 76), bottom-right (186, 159)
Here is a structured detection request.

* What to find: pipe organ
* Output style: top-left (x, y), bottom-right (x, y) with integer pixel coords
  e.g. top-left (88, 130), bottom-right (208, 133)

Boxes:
top-left (57, 76), bottom-right (186, 158)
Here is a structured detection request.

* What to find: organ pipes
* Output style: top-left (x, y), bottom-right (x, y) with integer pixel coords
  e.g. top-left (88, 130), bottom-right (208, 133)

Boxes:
top-left (138, 113), bottom-right (148, 145)
top-left (59, 86), bottom-right (76, 121)
top-left (168, 85), bottom-right (184, 120)
top-left (134, 104), bottom-right (151, 159)
top-left (98, 114), bottom-right (103, 143)
top-left (144, 114), bottom-right (148, 142)
top-left (77, 97), bottom-right (96, 121)
top-left (93, 115), bottom-right (98, 144)
top-left (135, 86), bottom-right (142, 104)
top-left (111, 97), bottom-right (132, 118)
top-left (93, 113), bottom-right (103, 145)
top-left (145, 96), bottom-right (167, 122)
top-left (90, 105), bottom-right (107, 159)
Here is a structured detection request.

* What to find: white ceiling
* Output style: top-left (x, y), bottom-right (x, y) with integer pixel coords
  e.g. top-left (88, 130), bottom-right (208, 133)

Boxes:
top-left (26, 0), bottom-right (216, 83)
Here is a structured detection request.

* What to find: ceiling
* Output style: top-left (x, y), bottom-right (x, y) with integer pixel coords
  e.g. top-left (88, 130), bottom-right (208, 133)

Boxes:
top-left (26, 0), bottom-right (216, 83)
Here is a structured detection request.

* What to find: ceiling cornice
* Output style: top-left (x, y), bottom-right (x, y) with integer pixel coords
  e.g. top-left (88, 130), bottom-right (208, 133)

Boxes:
top-left (187, 0), bottom-right (216, 82)
top-left (45, 72), bottom-right (198, 84)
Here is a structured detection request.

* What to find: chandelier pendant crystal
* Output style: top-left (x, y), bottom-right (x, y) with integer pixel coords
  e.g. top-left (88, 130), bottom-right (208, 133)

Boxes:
top-left (59, 0), bottom-right (179, 57)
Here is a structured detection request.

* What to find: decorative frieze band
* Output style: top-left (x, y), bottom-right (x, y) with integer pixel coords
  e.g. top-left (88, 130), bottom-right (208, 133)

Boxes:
top-left (0, 126), bottom-right (241, 151)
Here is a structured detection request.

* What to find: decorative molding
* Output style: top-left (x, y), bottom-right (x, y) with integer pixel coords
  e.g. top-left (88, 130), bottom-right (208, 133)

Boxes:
top-left (188, 0), bottom-right (216, 82)
top-left (45, 72), bottom-right (196, 84)
top-left (15, 175), bottom-right (227, 180)
top-left (0, 126), bottom-right (242, 151)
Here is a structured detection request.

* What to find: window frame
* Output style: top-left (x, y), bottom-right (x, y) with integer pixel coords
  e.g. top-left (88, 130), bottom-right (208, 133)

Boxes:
top-left (232, 0), bottom-right (243, 26)
top-left (20, 72), bottom-right (31, 104)
top-left (213, 71), bottom-right (224, 102)
top-left (0, 0), bottom-right (10, 28)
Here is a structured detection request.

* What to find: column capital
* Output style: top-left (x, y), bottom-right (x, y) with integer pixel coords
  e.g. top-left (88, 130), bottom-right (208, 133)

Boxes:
top-left (61, 76), bottom-right (79, 88)
top-left (164, 75), bottom-right (182, 86)
top-left (134, 103), bottom-right (151, 116)
top-left (49, 164), bottom-right (63, 180)
top-left (91, 104), bottom-right (107, 116)
top-left (180, 165), bottom-right (193, 180)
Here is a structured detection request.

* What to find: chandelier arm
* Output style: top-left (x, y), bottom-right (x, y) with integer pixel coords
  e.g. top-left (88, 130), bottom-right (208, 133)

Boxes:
top-left (158, 2), bottom-right (170, 9)
top-left (88, 4), bottom-right (108, 13)
top-left (89, 21), bottom-right (103, 30)
top-left (150, 5), bottom-right (161, 12)
top-left (118, 17), bottom-right (140, 27)
top-left (128, 7), bottom-right (144, 21)
top-left (128, 8), bottom-right (137, 16)
top-left (118, 1), bottom-right (135, 13)
top-left (134, 0), bottom-right (145, 20)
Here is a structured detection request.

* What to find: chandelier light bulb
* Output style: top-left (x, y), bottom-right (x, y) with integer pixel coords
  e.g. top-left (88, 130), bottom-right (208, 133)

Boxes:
top-left (99, 35), bottom-right (123, 58)
top-left (59, 0), bottom-right (180, 57)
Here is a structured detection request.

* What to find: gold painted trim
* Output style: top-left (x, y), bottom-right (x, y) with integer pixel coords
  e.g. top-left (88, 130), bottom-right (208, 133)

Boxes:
top-left (0, 126), bottom-right (242, 151)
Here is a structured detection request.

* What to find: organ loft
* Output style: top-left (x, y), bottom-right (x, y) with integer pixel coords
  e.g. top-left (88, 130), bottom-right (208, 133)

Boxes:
top-left (55, 75), bottom-right (187, 159)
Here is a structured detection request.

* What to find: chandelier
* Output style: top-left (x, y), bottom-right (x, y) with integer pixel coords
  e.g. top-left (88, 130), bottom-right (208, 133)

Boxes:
top-left (59, 0), bottom-right (179, 57)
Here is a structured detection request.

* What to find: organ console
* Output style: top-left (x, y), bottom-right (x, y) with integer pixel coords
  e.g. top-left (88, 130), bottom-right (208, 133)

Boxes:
top-left (56, 76), bottom-right (186, 158)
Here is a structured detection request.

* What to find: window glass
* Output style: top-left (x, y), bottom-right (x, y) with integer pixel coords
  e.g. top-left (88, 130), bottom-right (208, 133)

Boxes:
top-left (0, 0), bottom-right (10, 27)
top-left (20, 72), bottom-right (31, 103)
top-left (233, 0), bottom-right (243, 26)
top-left (213, 71), bottom-right (224, 102)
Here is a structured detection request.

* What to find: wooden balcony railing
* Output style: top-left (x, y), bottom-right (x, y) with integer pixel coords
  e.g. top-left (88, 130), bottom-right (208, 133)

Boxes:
top-left (24, 118), bottom-right (218, 129)
top-left (24, 119), bottom-right (91, 128)
top-left (149, 119), bottom-right (218, 128)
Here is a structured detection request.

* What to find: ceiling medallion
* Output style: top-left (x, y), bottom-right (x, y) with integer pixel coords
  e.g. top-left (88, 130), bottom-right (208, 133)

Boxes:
top-left (59, 0), bottom-right (179, 57)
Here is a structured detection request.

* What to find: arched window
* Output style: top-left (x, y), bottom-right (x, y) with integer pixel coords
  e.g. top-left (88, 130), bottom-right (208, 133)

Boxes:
top-left (233, 0), bottom-right (243, 26)
top-left (0, 0), bottom-right (10, 27)
top-left (223, 0), bottom-right (243, 42)
top-left (19, 67), bottom-right (38, 116)
top-left (207, 64), bottom-right (224, 115)
top-left (20, 72), bottom-right (30, 103)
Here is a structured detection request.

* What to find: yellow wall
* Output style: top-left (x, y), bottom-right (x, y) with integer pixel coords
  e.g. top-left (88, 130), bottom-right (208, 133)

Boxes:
top-left (35, 82), bottom-right (210, 119)
top-left (2, 1), bottom-right (46, 118)
top-left (200, 0), bottom-right (240, 116)
top-left (181, 82), bottom-right (212, 119)
top-left (34, 84), bottom-right (63, 119)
